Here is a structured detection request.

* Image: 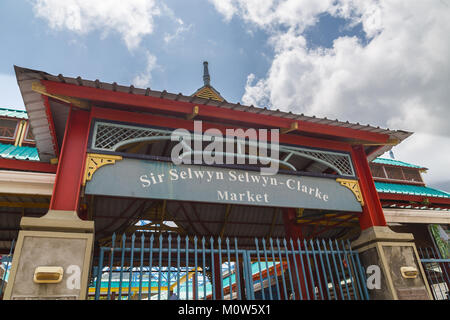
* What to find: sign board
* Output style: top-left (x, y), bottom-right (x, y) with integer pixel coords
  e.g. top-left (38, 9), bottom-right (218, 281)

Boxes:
top-left (85, 158), bottom-right (362, 212)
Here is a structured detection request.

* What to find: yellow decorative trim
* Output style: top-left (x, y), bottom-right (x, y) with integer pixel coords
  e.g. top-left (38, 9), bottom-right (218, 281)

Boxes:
top-left (14, 120), bottom-right (25, 147)
top-left (32, 82), bottom-right (90, 109)
top-left (193, 87), bottom-right (224, 101)
top-left (82, 153), bottom-right (122, 185)
top-left (336, 178), bottom-right (365, 206)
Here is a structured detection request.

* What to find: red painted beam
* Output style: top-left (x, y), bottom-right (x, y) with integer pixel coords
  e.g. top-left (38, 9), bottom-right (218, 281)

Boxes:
top-left (91, 106), bottom-right (353, 152)
top-left (0, 158), bottom-right (57, 173)
top-left (352, 145), bottom-right (387, 229)
top-left (378, 193), bottom-right (450, 205)
top-left (50, 108), bottom-right (91, 212)
top-left (43, 80), bottom-right (390, 144)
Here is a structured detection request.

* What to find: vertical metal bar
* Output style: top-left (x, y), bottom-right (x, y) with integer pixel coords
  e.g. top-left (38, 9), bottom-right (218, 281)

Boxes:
top-left (0, 239), bottom-right (15, 298)
top-left (283, 239), bottom-right (295, 300)
top-left (352, 243), bottom-right (370, 300)
top-left (226, 238), bottom-right (233, 300)
top-left (345, 240), bottom-right (363, 300)
top-left (157, 234), bottom-right (163, 300)
top-left (127, 233), bottom-right (136, 300)
top-left (138, 234), bottom-right (145, 300)
top-left (241, 251), bottom-right (250, 299)
top-left (202, 237), bottom-right (207, 300)
top-left (275, 238), bottom-right (288, 299)
top-left (218, 237), bottom-right (223, 300)
top-left (106, 234), bottom-right (116, 300)
top-left (148, 234), bottom-right (154, 300)
top-left (334, 240), bottom-right (351, 299)
top-left (421, 248), bottom-right (438, 299)
top-left (269, 238), bottom-right (282, 299)
top-left (210, 237), bottom-right (216, 300)
top-left (315, 240), bottom-right (330, 300)
top-left (425, 247), bottom-right (444, 299)
top-left (185, 236), bottom-right (189, 300)
top-left (296, 239), bottom-right (310, 300)
top-left (304, 239), bottom-right (317, 300)
top-left (310, 240), bottom-right (324, 300)
top-left (118, 234), bottom-right (126, 300)
top-left (288, 239), bottom-right (302, 300)
top-left (167, 234), bottom-right (172, 300)
top-left (177, 236), bottom-right (181, 299)
top-left (329, 239), bottom-right (344, 299)
top-left (234, 238), bottom-right (242, 300)
top-left (322, 239), bottom-right (337, 300)
top-left (340, 240), bottom-right (356, 300)
top-left (95, 247), bottom-right (105, 300)
top-left (244, 250), bottom-right (255, 300)
top-left (194, 236), bottom-right (198, 300)
top-left (261, 238), bottom-right (274, 300)
top-left (344, 240), bottom-right (361, 300)
top-left (255, 238), bottom-right (266, 300)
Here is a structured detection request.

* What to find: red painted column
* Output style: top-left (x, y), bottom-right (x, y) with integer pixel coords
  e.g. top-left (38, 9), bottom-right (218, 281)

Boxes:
top-left (49, 108), bottom-right (91, 214)
top-left (351, 145), bottom-right (387, 230)
top-left (282, 208), bottom-right (315, 300)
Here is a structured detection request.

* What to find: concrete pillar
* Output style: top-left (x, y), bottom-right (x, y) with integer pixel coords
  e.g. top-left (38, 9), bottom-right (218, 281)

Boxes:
top-left (351, 226), bottom-right (433, 300)
top-left (3, 210), bottom-right (94, 300)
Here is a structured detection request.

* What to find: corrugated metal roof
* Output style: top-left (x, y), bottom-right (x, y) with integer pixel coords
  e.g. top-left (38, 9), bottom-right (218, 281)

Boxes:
top-left (0, 143), bottom-right (39, 161)
top-left (375, 181), bottom-right (450, 198)
top-left (0, 107), bottom-right (28, 119)
top-left (372, 157), bottom-right (426, 169)
top-left (13, 65), bottom-right (413, 162)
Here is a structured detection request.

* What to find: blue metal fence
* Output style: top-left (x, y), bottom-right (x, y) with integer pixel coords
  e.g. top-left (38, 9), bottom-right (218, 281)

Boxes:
top-left (418, 247), bottom-right (450, 300)
top-left (90, 234), bottom-right (369, 300)
top-left (0, 239), bottom-right (15, 299)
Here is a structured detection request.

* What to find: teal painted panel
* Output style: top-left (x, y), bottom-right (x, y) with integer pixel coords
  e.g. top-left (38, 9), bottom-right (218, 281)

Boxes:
top-left (0, 143), bottom-right (39, 161)
top-left (0, 108), bottom-right (28, 119)
top-left (372, 158), bottom-right (423, 169)
top-left (375, 182), bottom-right (450, 198)
top-left (85, 158), bottom-right (362, 212)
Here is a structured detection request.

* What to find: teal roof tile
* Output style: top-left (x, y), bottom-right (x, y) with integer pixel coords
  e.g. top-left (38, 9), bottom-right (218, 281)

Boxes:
top-left (0, 108), bottom-right (28, 119)
top-left (375, 182), bottom-right (450, 199)
top-left (0, 143), bottom-right (39, 161)
top-left (372, 158), bottom-right (425, 169)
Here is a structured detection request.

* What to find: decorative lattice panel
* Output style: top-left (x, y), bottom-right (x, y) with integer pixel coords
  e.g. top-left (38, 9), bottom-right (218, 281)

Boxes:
top-left (91, 122), bottom-right (171, 151)
top-left (90, 121), bottom-right (355, 177)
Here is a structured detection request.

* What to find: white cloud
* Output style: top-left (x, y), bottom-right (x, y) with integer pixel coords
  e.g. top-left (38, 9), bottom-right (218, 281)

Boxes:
top-left (31, 0), bottom-right (161, 50)
top-left (132, 51), bottom-right (158, 88)
top-left (164, 20), bottom-right (192, 44)
top-left (211, 0), bottom-right (450, 184)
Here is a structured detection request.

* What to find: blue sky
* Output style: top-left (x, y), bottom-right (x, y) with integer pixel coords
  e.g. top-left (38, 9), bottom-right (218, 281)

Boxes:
top-left (0, 0), bottom-right (365, 105)
top-left (0, 0), bottom-right (449, 189)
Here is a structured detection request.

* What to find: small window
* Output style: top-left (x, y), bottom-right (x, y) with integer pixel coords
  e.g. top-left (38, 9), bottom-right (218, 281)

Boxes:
top-left (385, 166), bottom-right (404, 180)
top-left (370, 165), bottom-right (386, 178)
top-left (0, 118), bottom-right (19, 139)
top-left (403, 168), bottom-right (423, 183)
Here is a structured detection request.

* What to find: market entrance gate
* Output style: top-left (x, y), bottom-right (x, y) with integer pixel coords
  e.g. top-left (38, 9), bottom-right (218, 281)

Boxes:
top-left (89, 233), bottom-right (369, 300)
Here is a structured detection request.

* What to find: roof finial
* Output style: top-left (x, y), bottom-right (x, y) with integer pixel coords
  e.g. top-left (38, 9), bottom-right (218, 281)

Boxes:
top-left (203, 61), bottom-right (210, 86)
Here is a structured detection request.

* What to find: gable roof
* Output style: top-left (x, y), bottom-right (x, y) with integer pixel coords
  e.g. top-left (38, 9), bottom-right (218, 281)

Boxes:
top-left (0, 142), bottom-right (39, 161)
top-left (375, 181), bottom-right (450, 199)
top-left (372, 157), bottom-right (427, 170)
top-left (14, 65), bottom-right (413, 162)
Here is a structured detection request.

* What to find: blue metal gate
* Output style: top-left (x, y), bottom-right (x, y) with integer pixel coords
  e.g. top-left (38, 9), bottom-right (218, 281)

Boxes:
top-left (418, 247), bottom-right (450, 300)
top-left (90, 233), bottom-right (369, 300)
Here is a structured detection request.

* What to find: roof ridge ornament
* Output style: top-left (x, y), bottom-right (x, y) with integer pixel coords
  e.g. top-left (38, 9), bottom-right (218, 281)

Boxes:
top-left (203, 61), bottom-right (210, 86)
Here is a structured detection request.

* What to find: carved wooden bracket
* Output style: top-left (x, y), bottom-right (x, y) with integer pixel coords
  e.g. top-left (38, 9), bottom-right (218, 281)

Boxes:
top-left (82, 153), bottom-right (122, 185)
top-left (336, 178), bottom-right (365, 206)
